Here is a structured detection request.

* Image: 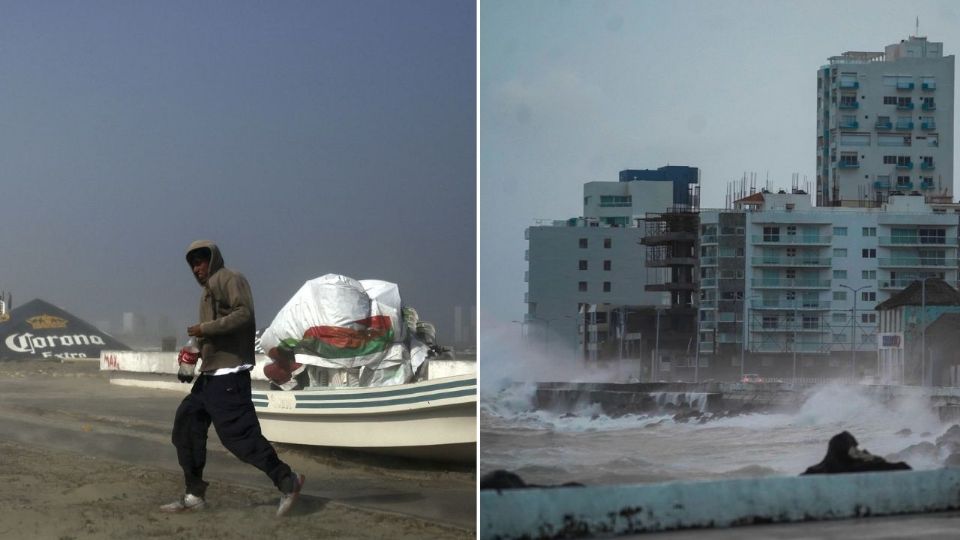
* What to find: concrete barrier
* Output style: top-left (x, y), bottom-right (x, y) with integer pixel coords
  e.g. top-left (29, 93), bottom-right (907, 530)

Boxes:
top-left (479, 469), bottom-right (960, 539)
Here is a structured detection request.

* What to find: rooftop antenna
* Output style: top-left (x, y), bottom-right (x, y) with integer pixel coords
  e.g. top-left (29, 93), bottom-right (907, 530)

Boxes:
top-left (916, 16), bottom-right (919, 37)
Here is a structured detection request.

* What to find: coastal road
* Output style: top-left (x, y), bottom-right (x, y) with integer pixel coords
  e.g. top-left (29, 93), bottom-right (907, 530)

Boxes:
top-left (0, 360), bottom-right (475, 531)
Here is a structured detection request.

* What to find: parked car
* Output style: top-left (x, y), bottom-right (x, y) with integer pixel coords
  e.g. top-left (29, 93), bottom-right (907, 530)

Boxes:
top-left (741, 373), bottom-right (764, 383)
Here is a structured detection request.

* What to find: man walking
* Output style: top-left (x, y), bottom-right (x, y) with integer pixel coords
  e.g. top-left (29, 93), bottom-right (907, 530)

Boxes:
top-left (162, 240), bottom-right (304, 516)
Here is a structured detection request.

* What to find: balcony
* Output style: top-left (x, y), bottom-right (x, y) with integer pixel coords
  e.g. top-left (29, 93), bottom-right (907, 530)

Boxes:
top-left (751, 299), bottom-right (832, 310)
top-left (878, 257), bottom-right (950, 268)
top-left (921, 121), bottom-right (936, 130)
top-left (920, 179), bottom-right (936, 190)
top-left (875, 121), bottom-right (893, 130)
top-left (895, 182), bottom-right (914, 190)
top-left (895, 121), bottom-right (914, 130)
top-left (839, 120), bottom-right (859, 129)
top-left (922, 81), bottom-right (936, 91)
top-left (839, 80), bottom-right (859, 89)
top-left (751, 324), bottom-right (829, 333)
top-left (838, 101), bottom-right (859, 110)
top-left (716, 333), bottom-right (742, 344)
top-left (921, 161), bottom-right (935, 170)
top-left (895, 162), bottom-right (913, 170)
top-left (751, 257), bottom-right (831, 267)
top-left (700, 277), bottom-right (717, 287)
top-left (922, 101), bottom-right (936, 111)
top-left (879, 236), bottom-right (947, 246)
top-left (751, 235), bottom-right (832, 245)
top-left (897, 81), bottom-right (915, 90)
top-left (751, 278), bottom-right (831, 289)
top-left (838, 161), bottom-right (859, 169)
top-left (701, 256), bottom-right (717, 266)
top-left (750, 342), bottom-right (829, 354)
top-left (874, 180), bottom-right (891, 190)
top-left (896, 102), bottom-right (915, 110)
top-left (701, 234), bottom-right (718, 244)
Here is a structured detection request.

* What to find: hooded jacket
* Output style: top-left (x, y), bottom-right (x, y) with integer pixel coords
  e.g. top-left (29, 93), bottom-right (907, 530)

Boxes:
top-left (185, 240), bottom-right (256, 372)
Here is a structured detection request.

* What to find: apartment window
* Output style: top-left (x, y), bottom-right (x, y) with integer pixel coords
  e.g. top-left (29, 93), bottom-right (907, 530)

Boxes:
top-left (862, 227), bottom-right (876, 237)
top-left (603, 260), bottom-right (611, 271)
top-left (834, 270), bottom-right (847, 279)
top-left (896, 176), bottom-right (912, 187)
top-left (763, 226), bottom-right (780, 242)
top-left (579, 238), bottom-right (588, 249)
top-left (603, 281), bottom-right (611, 292)
top-left (786, 247), bottom-right (797, 257)
top-left (762, 316), bottom-right (778, 329)
top-left (833, 227), bottom-right (848, 236)
top-left (736, 247), bottom-right (745, 257)
top-left (786, 269), bottom-right (796, 279)
top-left (862, 248), bottom-right (876, 258)
top-left (833, 291), bottom-right (847, 301)
top-left (862, 270), bottom-right (876, 279)
top-left (603, 238), bottom-right (611, 249)
top-left (861, 313), bottom-right (877, 324)
top-left (802, 316), bottom-right (819, 330)
top-left (861, 291), bottom-right (876, 302)
top-left (918, 229), bottom-right (946, 244)
top-left (786, 225), bottom-right (797, 236)
top-left (832, 312), bottom-right (847, 323)
top-left (786, 290), bottom-right (796, 301)
top-left (883, 155), bottom-right (897, 164)
top-left (578, 281), bottom-right (588, 292)
top-left (833, 248), bottom-right (847, 257)
top-left (579, 260), bottom-right (588, 270)
top-left (883, 96), bottom-right (897, 105)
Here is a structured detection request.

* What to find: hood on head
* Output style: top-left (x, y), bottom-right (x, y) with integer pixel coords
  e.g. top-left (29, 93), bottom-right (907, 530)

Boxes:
top-left (186, 240), bottom-right (225, 284)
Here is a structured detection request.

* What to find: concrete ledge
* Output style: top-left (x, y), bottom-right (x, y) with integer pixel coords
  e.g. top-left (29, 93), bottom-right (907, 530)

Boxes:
top-left (479, 469), bottom-right (960, 539)
top-left (110, 378), bottom-right (192, 393)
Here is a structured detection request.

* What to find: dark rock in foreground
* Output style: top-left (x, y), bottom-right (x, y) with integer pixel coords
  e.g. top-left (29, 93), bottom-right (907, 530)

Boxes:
top-left (803, 431), bottom-right (911, 475)
top-left (480, 470), bottom-right (584, 491)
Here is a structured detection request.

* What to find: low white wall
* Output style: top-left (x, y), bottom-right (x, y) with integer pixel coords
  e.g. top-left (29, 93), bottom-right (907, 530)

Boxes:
top-left (480, 469), bottom-right (960, 538)
top-left (99, 350), bottom-right (475, 383)
top-left (100, 350), bottom-right (270, 380)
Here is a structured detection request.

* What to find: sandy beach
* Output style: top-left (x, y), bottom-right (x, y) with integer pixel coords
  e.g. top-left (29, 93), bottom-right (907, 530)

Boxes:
top-left (0, 359), bottom-right (474, 539)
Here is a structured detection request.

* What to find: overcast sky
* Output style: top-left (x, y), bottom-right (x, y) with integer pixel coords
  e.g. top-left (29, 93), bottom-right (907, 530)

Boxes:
top-left (0, 0), bottom-right (475, 344)
top-left (480, 0), bottom-right (959, 334)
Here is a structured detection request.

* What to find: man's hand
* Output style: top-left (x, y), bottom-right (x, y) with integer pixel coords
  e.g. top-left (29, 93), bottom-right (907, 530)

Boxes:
top-left (187, 324), bottom-right (204, 337)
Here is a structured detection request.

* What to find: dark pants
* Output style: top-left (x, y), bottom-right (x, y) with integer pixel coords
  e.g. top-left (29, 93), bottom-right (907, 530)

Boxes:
top-left (171, 370), bottom-right (295, 497)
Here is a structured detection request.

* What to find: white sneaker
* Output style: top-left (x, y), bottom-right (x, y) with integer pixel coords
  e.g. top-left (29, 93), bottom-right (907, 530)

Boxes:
top-left (276, 473), bottom-right (305, 517)
top-left (160, 493), bottom-right (206, 513)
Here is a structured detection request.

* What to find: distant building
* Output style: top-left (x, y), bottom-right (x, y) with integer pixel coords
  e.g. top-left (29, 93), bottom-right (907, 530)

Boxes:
top-left (817, 35), bottom-right (954, 207)
top-left (122, 312), bottom-right (146, 335)
top-left (699, 191), bottom-right (960, 380)
top-left (525, 167), bottom-right (698, 359)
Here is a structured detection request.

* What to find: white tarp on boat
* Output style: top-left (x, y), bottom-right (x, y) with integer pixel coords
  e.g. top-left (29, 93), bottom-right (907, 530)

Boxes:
top-left (259, 274), bottom-right (427, 387)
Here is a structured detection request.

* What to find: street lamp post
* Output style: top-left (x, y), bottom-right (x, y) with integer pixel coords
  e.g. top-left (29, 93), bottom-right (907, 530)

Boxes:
top-left (740, 295), bottom-right (761, 382)
top-left (839, 284), bottom-right (871, 381)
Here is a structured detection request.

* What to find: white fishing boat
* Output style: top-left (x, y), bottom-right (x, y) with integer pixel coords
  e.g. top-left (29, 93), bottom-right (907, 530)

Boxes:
top-left (100, 350), bottom-right (477, 462)
top-left (252, 372), bottom-right (476, 461)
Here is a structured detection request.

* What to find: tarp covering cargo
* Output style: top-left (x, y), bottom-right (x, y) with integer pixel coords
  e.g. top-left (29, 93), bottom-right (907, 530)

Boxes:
top-left (0, 299), bottom-right (130, 360)
top-left (259, 275), bottom-right (426, 386)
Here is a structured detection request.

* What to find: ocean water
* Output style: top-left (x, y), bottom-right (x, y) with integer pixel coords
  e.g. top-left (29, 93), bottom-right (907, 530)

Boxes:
top-left (480, 380), bottom-right (955, 487)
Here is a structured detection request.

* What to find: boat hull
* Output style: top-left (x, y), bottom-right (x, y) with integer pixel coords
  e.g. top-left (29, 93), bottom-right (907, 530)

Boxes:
top-left (251, 374), bottom-right (476, 461)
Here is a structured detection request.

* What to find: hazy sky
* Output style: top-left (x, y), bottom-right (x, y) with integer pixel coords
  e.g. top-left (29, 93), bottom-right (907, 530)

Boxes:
top-left (0, 0), bottom-right (475, 344)
top-left (480, 0), bottom-right (959, 330)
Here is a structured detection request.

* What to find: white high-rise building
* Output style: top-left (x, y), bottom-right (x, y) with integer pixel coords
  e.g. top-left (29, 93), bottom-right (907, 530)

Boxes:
top-left (524, 168), bottom-right (698, 354)
top-left (817, 35), bottom-right (954, 207)
top-left (698, 191), bottom-right (959, 380)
